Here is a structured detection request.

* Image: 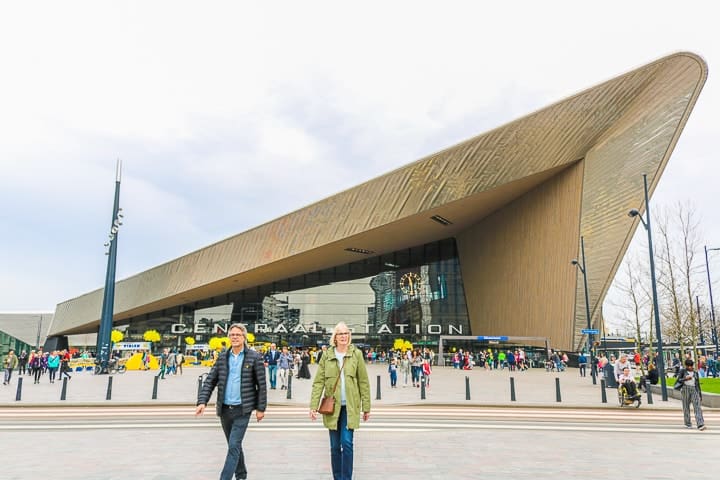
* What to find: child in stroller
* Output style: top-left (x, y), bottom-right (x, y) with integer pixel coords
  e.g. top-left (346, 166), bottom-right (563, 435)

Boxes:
top-left (618, 366), bottom-right (641, 407)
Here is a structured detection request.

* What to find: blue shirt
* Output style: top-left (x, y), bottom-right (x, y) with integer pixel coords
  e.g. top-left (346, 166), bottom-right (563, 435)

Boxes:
top-left (224, 349), bottom-right (245, 405)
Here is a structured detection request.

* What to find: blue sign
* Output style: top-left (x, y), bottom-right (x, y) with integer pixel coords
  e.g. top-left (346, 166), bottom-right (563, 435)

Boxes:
top-left (476, 336), bottom-right (509, 341)
top-left (581, 329), bottom-right (599, 334)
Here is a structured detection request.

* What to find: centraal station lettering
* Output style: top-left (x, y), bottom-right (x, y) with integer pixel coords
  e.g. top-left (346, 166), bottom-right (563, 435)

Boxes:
top-left (170, 321), bottom-right (465, 336)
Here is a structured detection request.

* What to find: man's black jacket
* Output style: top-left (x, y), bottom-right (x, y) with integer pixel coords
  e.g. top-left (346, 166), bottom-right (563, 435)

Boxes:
top-left (197, 348), bottom-right (267, 416)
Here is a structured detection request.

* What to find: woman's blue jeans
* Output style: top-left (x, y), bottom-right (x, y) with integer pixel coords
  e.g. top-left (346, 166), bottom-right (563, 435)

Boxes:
top-left (329, 406), bottom-right (354, 480)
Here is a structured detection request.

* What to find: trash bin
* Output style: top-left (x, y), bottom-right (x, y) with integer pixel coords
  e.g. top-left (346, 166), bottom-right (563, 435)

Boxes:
top-left (604, 364), bottom-right (618, 388)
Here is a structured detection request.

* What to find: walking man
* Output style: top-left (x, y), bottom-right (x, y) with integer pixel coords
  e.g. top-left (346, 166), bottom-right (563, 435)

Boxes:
top-left (196, 323), bottom-right (267, 480)
top-left (3, 349), bottom-right (19, 385)
top-left (264, 343), bottom-right (280, 389)
top-left (277, 346), bottom-right (293, 390)
top-left (578, 351), bottom-right (587, 377)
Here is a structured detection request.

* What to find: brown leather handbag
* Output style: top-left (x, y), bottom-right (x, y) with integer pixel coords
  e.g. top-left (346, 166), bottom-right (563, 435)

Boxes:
top-left (318, 357), bottom-right (345, 415)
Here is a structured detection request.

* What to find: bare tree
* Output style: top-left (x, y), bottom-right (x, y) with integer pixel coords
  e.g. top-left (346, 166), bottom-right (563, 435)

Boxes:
top-left (611, 256), bottom-right (650, 375)
top-left (655, 206), bottom-right (687, 352)
top-left (654, 202), bottom-right (703, 359)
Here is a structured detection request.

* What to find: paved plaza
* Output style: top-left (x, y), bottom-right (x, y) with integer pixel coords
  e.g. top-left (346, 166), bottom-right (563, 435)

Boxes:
top-left (3, 364), bottom-right (719, 479)
top-left (1, 362), bottom-right (686, 408)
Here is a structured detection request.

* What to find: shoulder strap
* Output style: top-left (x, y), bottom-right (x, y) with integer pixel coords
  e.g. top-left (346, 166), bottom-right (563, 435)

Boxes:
top-left (330, 354), bottom-right (346, 394)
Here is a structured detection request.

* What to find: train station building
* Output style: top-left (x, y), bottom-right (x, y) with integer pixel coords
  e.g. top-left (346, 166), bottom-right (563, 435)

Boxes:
top-left (46, 53), bottom-right (707, 354)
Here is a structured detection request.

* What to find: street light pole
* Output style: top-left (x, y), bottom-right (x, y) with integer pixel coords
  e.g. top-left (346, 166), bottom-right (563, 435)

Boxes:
top-left (571, 236), bottom-right (596, 384)
top-left (704, 245), bottom-right (720, 357)
top-left (628, 173), bottom-right (667, 401)
top-left (36, 314), bottom-right (43, 349)
top-left (96, 160), bottom-right (123, 374)
top-left (696, 296), bottom-right (705, 353)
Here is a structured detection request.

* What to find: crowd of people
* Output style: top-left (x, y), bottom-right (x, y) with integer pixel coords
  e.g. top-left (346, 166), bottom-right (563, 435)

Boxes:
top-left (2, 348), bottom-right (75, 385)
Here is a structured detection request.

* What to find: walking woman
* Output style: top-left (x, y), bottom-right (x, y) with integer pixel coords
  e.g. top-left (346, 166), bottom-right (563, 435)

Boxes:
top-left (47, 351), bottom-right (60, 383)
top-left (310, 322), bottom-right (371, 480)
top-left (677, 358), bottom-right (706, 430)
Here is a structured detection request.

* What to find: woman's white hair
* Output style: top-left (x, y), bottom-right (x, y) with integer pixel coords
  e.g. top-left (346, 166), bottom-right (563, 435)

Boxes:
top-left (329, 322), bottom-right (351, 347)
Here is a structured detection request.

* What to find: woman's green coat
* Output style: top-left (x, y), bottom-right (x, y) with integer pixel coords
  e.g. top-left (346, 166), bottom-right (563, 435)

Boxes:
top-left (310, 344), bottom-right (371, 430)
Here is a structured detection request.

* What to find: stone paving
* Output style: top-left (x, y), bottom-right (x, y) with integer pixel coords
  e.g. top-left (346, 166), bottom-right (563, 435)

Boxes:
top-left (0, 363), bottom-right (687, 409)
top-left (3, 364), bottom-right (717, 479)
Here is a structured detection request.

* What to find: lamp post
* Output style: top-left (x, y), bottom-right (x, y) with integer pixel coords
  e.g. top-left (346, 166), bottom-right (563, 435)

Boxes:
top-left (36, 314), bottom-right (44, 349)
top-left (628, 173), bottom-right (667, 401)
top-left (704, 245), bottom-right (720, 357)
top-left (571, 235), bottom-right (596, 384)
top-left (696, 296), bottom-right (705, 354)
top-left (96, 160), bottom-right (124, 374)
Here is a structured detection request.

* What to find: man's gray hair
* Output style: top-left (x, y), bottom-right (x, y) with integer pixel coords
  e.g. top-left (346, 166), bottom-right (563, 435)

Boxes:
top-left (228, 323), bottom-right (248, 335)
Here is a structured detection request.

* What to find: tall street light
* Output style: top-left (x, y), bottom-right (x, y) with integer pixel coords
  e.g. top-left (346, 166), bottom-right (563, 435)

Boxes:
top-left (696, 296), bottom-right (705, 354)
top-left (571, 235), bottom-right (596, 384)
top-left (704, 245), bottom-right (720, 357)
top-left (628, 173), bottom-right (667, 401)
top-left (96, 160), bottom-right (124, 374)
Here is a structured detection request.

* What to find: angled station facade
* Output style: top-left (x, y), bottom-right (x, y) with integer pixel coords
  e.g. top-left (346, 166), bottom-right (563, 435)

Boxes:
top-left (47, 53), bottom-right (707, 354)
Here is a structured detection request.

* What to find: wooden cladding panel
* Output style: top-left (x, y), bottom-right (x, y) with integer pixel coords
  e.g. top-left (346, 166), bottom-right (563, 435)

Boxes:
top-left (457, 163), bottom-right (583, 351)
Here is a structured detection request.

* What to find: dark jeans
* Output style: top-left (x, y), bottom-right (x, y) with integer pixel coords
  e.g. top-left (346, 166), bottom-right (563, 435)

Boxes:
top-left (579, 363), bottom-right (587, 377)
top-left (267, 365), bottom-right (278, 388)
top-left (329, 406), bottom-right (354, 480)
top-left (220, 406), bottom-right (251, 480)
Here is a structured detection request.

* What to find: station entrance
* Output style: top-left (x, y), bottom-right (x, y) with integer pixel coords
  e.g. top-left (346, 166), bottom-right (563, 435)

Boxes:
top-left (437, 335), bottom-right (551, 367)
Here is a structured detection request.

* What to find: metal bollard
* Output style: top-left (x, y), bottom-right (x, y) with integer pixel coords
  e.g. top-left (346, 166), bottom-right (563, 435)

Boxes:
top-left (376, 375), bottom-right (381, 400)
top-left (555, 377), bottom-right (562, 402)
top-left (465, 376), bottom-right (471, 400)
top-left (106, 376), bottom-right (113, 400)
top-left (15, 377), bottom-right (23, 401)
top-left (510, 377), bottom-right (516, 402)
top-left (420, 376), bottom-right (426, 400)
top-left (197, 374), bottom-right (205, 399)
top-left (601, 379), bottom-right (607, 403)
top-left (152, 375), bottom-right (159, 400)
top-left (286, 373), bottom-right (292, 399)
top-left (646, 384), bottom-right (654, 405)
top-left (60, 377), bottom-right (68, 401)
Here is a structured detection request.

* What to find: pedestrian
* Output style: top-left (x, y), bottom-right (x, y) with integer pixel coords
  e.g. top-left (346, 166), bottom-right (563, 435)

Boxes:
top-left (166, 349), bottom-right (177, 375)
top-left (388, 357), bottom-right (398, 388)
top-left (422, 357), bottom-right (432, 387)
top-left (310, 322), bottom-right (371, 480)
top-left (298, 349), bottom-right (311, 379)
top-left (29, 351), bottom-right (43, 384)
top-left (175, 351), bottom-right (184, 375)
top-left (278, 346), bottom-right (293, 390)
top-left (47, 351), bottom-right (60, 383)
top-left (3, 349), bottom-right (19, 385)
top-left (677, 358), bottom-right (706, 431)
top-left (59, 349), bottom-right (72, 380)
top-left (578, 352), bottom-right (587, 377)
top-left (400, 351), bottom-right (410, 387)
top-left (17, 350), bottom-right (28, 376)
top-left (196, 323), bottom-right (267, 480)
top-left (264, 343), bottom-right (280, 389)
top-left (156, 348), bottom-right (168, 379)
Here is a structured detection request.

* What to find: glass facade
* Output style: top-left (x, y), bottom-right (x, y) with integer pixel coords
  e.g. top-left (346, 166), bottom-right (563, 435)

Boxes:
top-left (120, 238), bottom-right (470, 350)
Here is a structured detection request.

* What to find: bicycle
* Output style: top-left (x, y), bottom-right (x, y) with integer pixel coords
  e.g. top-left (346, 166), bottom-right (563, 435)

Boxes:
top-left (94, 358), bottom-right (127, 375)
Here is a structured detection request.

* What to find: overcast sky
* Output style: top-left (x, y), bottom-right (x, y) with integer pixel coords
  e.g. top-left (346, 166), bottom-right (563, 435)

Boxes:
top-left (1, 2), bottom-right (718, 331)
